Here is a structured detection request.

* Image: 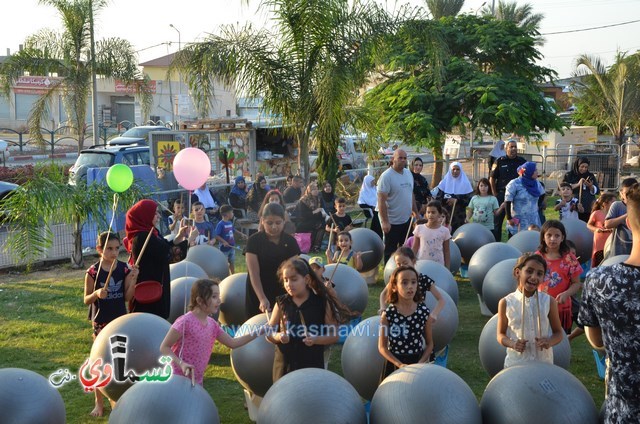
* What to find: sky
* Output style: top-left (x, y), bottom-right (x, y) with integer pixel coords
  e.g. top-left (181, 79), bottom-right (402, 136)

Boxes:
top-left (1, 0), bottom-right (639, 78)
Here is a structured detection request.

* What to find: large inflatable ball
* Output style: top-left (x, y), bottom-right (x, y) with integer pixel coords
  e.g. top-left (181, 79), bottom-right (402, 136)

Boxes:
top-left (218, 272), bottom-right (249, 326)
top-left (452, 223), bottom-right (495, 263)
top-left (110, 375), bottom-right (219, 424)
top-left (168, 276), bottom-right (199, 323)
top-left (185, 244), bottom-right (230, 280)
top-left (468, 243), bottom-right (521, 295)
top-left (341, 316), bottom-right (385, 401)
top-left (230, 314), bottom-right (275, 397)
top-left (169, 260), bottom-right (208, 281)
top-left (448, 239), bottom-right (462, 275)
top-left (383, 256), bottom-right (396, 285)
top-left (425, 289), bottom-right (458, 351)
top-left (90, 313), bottom-right (171, 401)
top-left (562, 218), bottom-right (593, 264)
top-left (415, 260), bottom-right (459, 305)
top-left (323, 264), bottom-right (368, 315)
top-left (370, 364), bottom-right (481, 424)
top-left (350, 228), bottom-right (385, 273)
top-left (600, 254), bottom-right (629, 267)
top-left (478, 314), bottom-right (572, 378)
top-left (481, 362), bottom-right (598, 424)
top-left (507, 230), bottom-right (540, 254)
top-left (482, 259), bottom-right (518, 314)
top-left (0, 368), bottom-right (66, 423)
top-left (258, 368), bottom-right (366, 424)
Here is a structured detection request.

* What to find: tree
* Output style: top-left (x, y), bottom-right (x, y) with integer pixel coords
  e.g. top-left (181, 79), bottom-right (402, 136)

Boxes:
top-left (365, 15), bottom-right (564, 184)
top-left (0, 0), bottom-right (152, 153)
top-left (482, 1), bottom-right (544, 30)
top-left (425, 0), bottom-right (466, 19)
top-left (572, 52), bottom-right (640, 144)
top-left (172, 0), bottom-right (406, 184)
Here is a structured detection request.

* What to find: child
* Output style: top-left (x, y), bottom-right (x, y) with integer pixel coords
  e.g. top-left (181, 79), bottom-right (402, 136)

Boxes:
top-left (325, 231), bottom-right (362, 271)
top-left (497, 253), bottom-right (564, 368)
top-left (466, 178), bottom-right (499, 231)
top-left (168, 197), bottom-right (187, 235)
top-left (215, 205), bottom-right (237, 273)
top-left (266, 257), bottom-right (350, 380)
top-left (527, 224), bottom-right (540, 231)
top-left (160, 279), bottom-right (265, 386)
top-left (190, 201), bottom-right (216, 246)
top-left (325, 197), bottom-right (353, 249)
top-left (587, 193), bottom-right (616, 267)
top-left (378, 265), bottom-right (434, 378)
top-left (258, 189), bottom-right (296, 234)
top-left (403, 219), bottom-right (427, 249)
top-left (378, 247), bottom-right (446, 321)
top-left (412, 200), bottom-right (451, 268)
top-left (535, 220), bottom-right (583, 333)
top-left (555, 182), bottom-right (584, 221)
top-left (83, 232), bottom-right (138, 417)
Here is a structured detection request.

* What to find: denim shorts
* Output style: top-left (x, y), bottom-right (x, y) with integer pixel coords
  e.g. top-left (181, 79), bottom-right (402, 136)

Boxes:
top-left (221, 247), bottom-right (235, 264)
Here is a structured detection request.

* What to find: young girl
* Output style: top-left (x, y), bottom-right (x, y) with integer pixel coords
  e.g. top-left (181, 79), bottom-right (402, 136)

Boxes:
top-left (245, 203), bottom-right (301, 316)
top-left (160, 279), bottom-right (264, 386)
top-left (497, 253), bottom-right (564, 368)
top-left (378, 265), bottom-right (433, 378)
top-left (378, 247), bottom-right (446, 321)
top-left (587, 193), bottom-right (616, 267)
top-left (466, 178), bottom-right (499, 231)
top-left (535, 220), bottom-right (583, 334)
top-left (258, 189), bottom-right (295, 234)
top-left (267, 257), bottom-right (350, 380)
top-left (83, 232), bottom-right (138, 417)
top-left (412, 200), bottom-right (451, 268)
top-left (325, 231), bottom-right (362, 271)
top-left (403, 219), bottom-right (427, 249)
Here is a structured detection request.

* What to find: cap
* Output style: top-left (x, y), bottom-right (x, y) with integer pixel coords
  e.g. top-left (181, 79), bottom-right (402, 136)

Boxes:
top-left (308, 257), bottom-right (324, 268)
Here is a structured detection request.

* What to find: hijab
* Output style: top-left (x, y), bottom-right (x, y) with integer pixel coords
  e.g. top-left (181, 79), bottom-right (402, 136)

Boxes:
top-left (437, 162), bottom-right (473, 195)
top-left (517, 162), bottom-right (543, 197)
top-left (358, 175), bottom-right (377, 207)
top-left (124, 199), bottom-right (159, 252)
top-left (230, 176), bottom-right (248, 198)
top-left (321, 182), bottom-right (336, 204)
top-left (571, 157), bottom-right (590, 176)
top-left (489, 140), bottom-right (506, 159)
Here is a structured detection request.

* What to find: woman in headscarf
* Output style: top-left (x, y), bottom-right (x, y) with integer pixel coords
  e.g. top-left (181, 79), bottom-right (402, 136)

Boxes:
top-left (228, 176), bottom-right (248, 214)
top-left (320, 181), bottom-right (337, 215)
top-left (124, 199), bottom-right (195, 318)
top-left (247, 176), bottom-right (269, 220)
top-left (563, 157), bottom-right (599, 222)
top-left (357, 174), bottom-right (382, 238)
top-left (488, 140), bottom-right (506, 171)
top-left (411, 157), bottom-right (431, 216)
top-left (294, 181), bottom-right (326, 252)
top-left (504, 162), bottom-right (545, 237)
top-left (435, 162), bottom-right (474, 233)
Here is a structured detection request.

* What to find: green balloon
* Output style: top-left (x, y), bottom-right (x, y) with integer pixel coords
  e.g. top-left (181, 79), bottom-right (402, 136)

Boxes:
top-left (106, 164), bottom-right (134, 193)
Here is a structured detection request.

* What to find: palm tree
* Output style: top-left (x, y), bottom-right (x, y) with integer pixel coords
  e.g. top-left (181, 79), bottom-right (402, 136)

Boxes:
top-left (482, 1), bottom-right (544, 30)
top-left (572, 52), bottom-right (640, 144)
top-left (0, 0), bottom-right (152, 153)
top-left (173, 0), bottom-right (406, 183)
top-left (425, 0), bottom-right (466, 19)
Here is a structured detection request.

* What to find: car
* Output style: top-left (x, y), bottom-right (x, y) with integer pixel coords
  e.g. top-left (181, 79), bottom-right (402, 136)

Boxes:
top-left (0, 181), bottom-right (19, 224)
top-left (107, 125), bottom-right (170, 146)
top-left (68, 143), bottom-right (151, 186)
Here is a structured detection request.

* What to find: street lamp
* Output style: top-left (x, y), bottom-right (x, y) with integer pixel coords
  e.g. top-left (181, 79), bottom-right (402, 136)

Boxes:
top-left (169, 24), bottom-right (181, 96)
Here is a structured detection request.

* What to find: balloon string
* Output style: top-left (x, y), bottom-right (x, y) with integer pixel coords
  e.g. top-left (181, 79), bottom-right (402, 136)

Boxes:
top-left (94, 193), bottom-right (120, 296)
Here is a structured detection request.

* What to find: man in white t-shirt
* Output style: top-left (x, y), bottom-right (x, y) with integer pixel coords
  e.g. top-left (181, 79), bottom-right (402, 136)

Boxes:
top-left (377, 149), bottom-right (418, 262)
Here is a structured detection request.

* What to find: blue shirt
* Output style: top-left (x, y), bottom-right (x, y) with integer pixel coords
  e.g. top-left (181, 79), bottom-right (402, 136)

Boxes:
top-left (215, 220), bottom-right (235, 252)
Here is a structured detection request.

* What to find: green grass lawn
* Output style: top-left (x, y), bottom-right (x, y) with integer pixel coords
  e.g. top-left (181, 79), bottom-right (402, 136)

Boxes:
top-left (0, 249), bottom-right (605, 423)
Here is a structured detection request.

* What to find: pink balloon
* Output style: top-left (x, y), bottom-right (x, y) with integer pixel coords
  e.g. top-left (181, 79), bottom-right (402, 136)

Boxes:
top-left (173, 147), bottom-right (212, 190)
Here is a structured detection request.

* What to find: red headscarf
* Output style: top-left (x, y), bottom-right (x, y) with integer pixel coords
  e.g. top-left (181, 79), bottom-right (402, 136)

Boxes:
top-left (124, 199), bottom-right (159, 252)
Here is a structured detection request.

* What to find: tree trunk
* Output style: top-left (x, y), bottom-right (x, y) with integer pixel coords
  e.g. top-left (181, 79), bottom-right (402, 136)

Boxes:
top-left (298, 133), bottom-right (310, 182)
top-left (71, 218), bottom-right (84, 268)
top-left (431, 146), bottom-right (444, 188)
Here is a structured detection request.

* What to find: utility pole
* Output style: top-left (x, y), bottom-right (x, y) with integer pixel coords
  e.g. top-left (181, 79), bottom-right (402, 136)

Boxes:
top-left (169, 24), bottom-right (182, 123)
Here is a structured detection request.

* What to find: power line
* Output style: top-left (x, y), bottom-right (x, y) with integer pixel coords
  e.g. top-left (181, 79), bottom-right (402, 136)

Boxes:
top-left (542, 18), bottom-right (640, 35)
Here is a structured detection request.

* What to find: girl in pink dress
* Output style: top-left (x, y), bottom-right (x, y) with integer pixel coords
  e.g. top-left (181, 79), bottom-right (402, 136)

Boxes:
top-left (412, 200), bottom-right (451, 268)
top-left (587, 193), bottom-right (616, 267)
top-left (160, 279), bottom-right (265, 385)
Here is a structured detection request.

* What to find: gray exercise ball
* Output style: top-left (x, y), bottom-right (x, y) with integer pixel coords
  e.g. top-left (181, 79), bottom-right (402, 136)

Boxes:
top-left (600, 254), bottom-right (629, 267)
top-left (323, 264), bottom-right (368, 315)
top-left (370, 364), bottom-right (481, 424)
top-left (109, 375), bottom-right (219, 424)
top-left (230, 314), bottom-right (275, 397)
top-left (481, 362), bottom-right (598, 424)
top-left (219, 272), bottom-right (249, 326)
top-left (90, 313), bottom-right (171, 401)
top-left (168, 276), bottom-right (199, 323)
top-left (185, 244), bottom-right (230, 280)
top-left (507, 230), bottom-right (540, 254)
top-left (341, 316), bottom-right (385, 401)
top-left (468, 242), bottom-right (521, 295)
top-left (258, 368), bottom-right (366, 424)
top-left (562, 218), bottom-right (593, 264)
top-left (415, 260), bottom-right (459, 305)
top-left (350, 227), bottom-right (385, 273)
top-left (170, 260), bottom-right (208, 281)
top-left (425, 289), bottom-right (458, 351)
top-left (482, 259), bottom-right (518, 314)
top-left (383, 256), bottom-right (396, 284)
top-left (478, 314), bottom-right (572, 378)
top-left (453, 223), bottom-right (495, 263)
top-left (0, 368), bottom-right (66, 424)
top-left (449, 239), bottom-right (462, 275)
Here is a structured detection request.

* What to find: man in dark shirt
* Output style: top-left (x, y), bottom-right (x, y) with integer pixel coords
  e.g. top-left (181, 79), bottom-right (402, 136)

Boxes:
top-left (489, 139), bottom-right (526, 241)
top-left (283, 176), bottom-right (303, 204)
